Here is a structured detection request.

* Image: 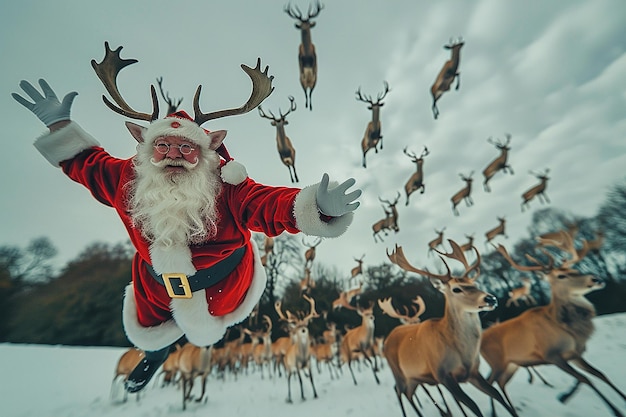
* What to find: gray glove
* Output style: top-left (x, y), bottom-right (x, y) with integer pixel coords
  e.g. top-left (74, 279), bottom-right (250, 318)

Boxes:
top-left (12, 79), bottom-right (78, 127)
top-left (316, 173), bottom-right (362, 217)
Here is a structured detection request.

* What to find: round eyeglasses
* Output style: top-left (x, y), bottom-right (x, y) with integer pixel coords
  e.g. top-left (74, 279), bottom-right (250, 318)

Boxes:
top-left (153, 143), bottom-right (196, 155)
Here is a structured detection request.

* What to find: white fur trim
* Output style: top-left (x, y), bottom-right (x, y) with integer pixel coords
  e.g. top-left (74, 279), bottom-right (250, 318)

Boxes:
top-left (293, 182), bottom-right (354, 238)
top-left (220, 160), bottom-right (247, 185)
top-left (143, 117), bottom-right (210, 147)
top-left (122, 284), bottom-right (184, 351)
top-left (170, 241), bottom-right (267, 346)
top-left (149, 243), bottom-right (196, 276)
top-left (33, 122), bottom-right (100, 166)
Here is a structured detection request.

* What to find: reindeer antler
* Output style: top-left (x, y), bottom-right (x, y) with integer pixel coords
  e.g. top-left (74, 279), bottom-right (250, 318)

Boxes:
top-left (387, 244), bottom-right (451, 282)
top-left (91, 42), bottom-right (160, 121)
top-left (194, 58), bottom-right (274, 125)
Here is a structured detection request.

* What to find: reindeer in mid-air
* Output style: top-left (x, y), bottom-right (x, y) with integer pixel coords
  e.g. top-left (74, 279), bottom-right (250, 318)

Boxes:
top-left (482, 134), bottom-right (513, 192)
top-left (258, 96), bottom-right (299, 183)
top-left (521, 169), bottom-right (550, 212)
top-left (284, 1), bottom-right (324, 110)
top-left (372, 193), bottom-right (401, 242)
top-left (357, 81), bottom-right (391, 168)
top-left (403, 146), bottom-right (429, 206)
top-left (431, 37), bottom-right (464, 119)
top-left (450, 171), bottom-right (474, 215)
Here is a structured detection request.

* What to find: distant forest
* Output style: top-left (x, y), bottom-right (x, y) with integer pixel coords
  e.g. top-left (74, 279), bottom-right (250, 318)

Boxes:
top-left (1, 180), bottom-right (625, 347)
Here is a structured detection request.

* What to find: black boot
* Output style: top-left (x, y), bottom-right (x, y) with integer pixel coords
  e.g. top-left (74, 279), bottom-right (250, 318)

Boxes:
top-left (125, 345), bottom-right (171, 393)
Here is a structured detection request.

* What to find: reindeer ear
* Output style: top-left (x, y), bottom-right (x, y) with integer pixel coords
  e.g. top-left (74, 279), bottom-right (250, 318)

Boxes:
top-left (208, 130), bottom-right (227, 150)
top-left (430, 277), bottom-right (445, 292)
top-left (125, 121), bottom-right (147, 143)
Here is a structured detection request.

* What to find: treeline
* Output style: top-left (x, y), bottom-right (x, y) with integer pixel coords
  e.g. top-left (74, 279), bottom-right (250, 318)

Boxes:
top-left (1, 180), bottom-right (625, 347)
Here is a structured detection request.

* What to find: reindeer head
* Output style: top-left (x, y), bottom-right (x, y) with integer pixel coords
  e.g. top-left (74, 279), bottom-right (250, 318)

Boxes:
top-left (388, 240), bottom-right (497, 313)
top-left (258, 95), bottom-right (297, 127)
top-left (356, 81), bottom-right (390, 110)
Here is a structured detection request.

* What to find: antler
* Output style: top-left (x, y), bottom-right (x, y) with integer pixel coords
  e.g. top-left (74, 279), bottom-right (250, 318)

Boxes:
top-left (387, 244), bottom-right (452, 282)
top-left (433, 239), bottom-right (480, 280)
top-left (302, 294), bottom-right (320, 324)
top-left (194, 57), bottom-right (274, 125)
top-left (378, 296), bottom-right (426, 324)
top-left (91, 42), bottom-right (160, 121)
top-left (494, 244), bottom-right (554, 272)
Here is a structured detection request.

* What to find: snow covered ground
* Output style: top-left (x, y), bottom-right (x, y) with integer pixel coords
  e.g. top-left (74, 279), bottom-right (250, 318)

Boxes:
top-left (3, 313), bottom-right (626, 417)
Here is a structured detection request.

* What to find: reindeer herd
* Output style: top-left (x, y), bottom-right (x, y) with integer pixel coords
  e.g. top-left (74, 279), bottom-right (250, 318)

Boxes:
top-left (110, 224), bottom-right (624, 417)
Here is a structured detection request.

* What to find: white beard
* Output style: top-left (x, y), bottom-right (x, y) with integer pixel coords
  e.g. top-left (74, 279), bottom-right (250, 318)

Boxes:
top-left (126, 144), bottom-right (223, 249)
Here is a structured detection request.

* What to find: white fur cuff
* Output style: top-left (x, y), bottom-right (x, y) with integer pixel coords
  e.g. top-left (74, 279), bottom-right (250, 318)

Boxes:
top-left (293, 182), bottom-right (354, 238)
top-left (34, 122), bottom-right (101, 166)
top-left (122, 284), bottom-right (185, 351)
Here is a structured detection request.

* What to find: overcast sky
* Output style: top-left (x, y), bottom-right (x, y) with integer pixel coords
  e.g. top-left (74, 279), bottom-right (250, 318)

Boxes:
top-left (2, 0), bottom-right (625, 284)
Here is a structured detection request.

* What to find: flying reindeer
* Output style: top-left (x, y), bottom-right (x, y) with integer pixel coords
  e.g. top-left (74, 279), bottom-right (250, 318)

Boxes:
top-left (403, 146), bottom-right (429, 206)
top-left (521, 169), bottom-right (550, 212)
top-left (258, 96), bottom-right (299, 183)
top-left (302, 236), bottom-right (322, 268)
top-left (284, 1), bottom-right (324, 110)
top-left (450, 171), bottom-right (474, 215)
top-left (357, 81), bottom-right (391, 168)
top-left (350, 254), bottom-right (365, 280)
top-left (372, 192), bottom-right (401, 242)
top-left (485, 217), bottom-right (507, 248)
top-left (427, 227), bottom-right (446, 257)
top-left (431, 37), bottom-right (464, 119)
top-left (482, 134), bottom-right (514, 192)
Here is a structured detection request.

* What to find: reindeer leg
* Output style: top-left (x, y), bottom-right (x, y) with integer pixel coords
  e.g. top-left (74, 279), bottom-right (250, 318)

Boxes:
top-left (469, 372), bottom-right (519, 417)
top-left (440, 375), bottom-right (485, 417)
top-left (570, 357), bottom-right (626, 401)
top-left (551, 356), bottom-right (624, 417)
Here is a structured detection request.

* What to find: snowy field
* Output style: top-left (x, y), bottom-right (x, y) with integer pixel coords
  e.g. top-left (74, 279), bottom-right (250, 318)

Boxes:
top-left (2, 313), bottom-right (626, 417)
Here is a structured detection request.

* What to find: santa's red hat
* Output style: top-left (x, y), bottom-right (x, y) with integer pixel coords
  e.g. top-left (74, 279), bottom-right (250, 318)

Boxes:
top-left (141, 110), bottom-right (247, 185)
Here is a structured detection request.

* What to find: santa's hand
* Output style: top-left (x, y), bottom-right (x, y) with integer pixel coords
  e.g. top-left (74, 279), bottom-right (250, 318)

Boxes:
top-left (316, 173), bottom-right (362, 217)
top-left (12, 79), bottom-right (78, 127)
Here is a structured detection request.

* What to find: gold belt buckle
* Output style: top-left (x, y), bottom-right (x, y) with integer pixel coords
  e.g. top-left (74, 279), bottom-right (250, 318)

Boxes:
top-left (162, 273), bottom-right (192, 299)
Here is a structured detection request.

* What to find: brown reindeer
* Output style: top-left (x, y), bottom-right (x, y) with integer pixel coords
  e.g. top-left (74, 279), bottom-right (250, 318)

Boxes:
top-left (521, 169), bottom-right (550, 211)
top-left (337, 298), bottom-right (380, 385)
top-left (403, 146), bottom-right (429, 206)
top-left (485, 217), bottom-right (507, 247)
top-left (258, 96), bottom-right (299, 183)
top-left (302, 236), bottom-right (322, 268)
top-left (377, 296), bottom-right (426, 325)
top-left (178, 342), bottom-right (213, 410)
top-left (460, 233), bottom-right (475, 253)
top-left (111, 348), bottom-right (144, 403)
top-left (482, 134), bottom-right (514, 192)
top-left (284, 1), bottom-right (324, 110)
top-left (504, 277), bottom-right (536, 308)
top-left (332, 282), bottom-right (363, 310)
top-left (357, 81), bottom-right (391, 168)
top-left (451, 171), bottom-right (474, 215)
top-left (275, 295), bottom-right (320, 403)
top-left (385, 241), bottom-right (516, 417)
top-left (481, 236), bottom-right (626, 417)
top-left (427, 227), bottom-right (446, 257)
top-left (351, 254), bottom-right (365, 279)
top-left (300, 266), bottom-right (316, 295)
top-left (431, 37), bottom-right (464, 119)
top-left (249, 315), bottom-right (274, 379)
top-left (372, 193), bottom-right (401, 243)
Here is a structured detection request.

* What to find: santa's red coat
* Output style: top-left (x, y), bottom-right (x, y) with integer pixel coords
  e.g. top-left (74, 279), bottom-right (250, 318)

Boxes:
top-left (34, 122), bottom-right (354, 350)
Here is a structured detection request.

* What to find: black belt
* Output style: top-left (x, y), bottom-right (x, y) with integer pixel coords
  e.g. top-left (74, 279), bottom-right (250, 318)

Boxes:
top-left (146, 246), bottom-right (245, 299)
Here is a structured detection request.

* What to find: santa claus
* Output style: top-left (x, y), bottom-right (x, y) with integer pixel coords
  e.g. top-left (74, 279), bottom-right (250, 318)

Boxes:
top-left (13, 49), bottom-right (361, 393)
